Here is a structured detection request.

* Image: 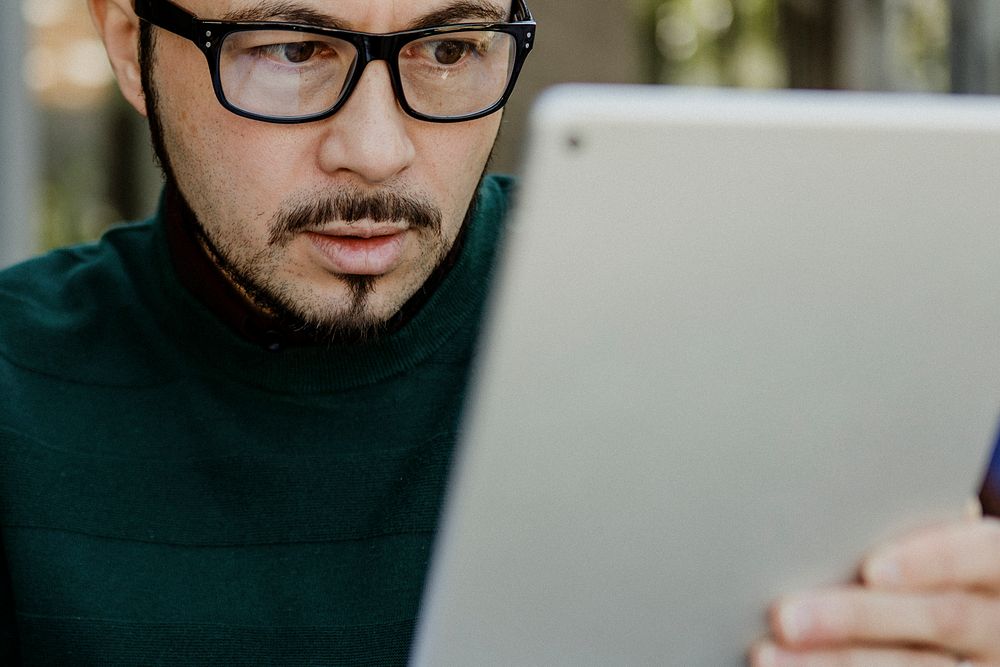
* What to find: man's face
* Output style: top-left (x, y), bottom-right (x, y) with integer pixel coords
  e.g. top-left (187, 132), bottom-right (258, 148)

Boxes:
top-left (144, 0), bottom-right (508, 337)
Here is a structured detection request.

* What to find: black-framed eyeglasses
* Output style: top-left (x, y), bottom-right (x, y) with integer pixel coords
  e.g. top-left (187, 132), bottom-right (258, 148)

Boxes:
top-left (134, 0), bottom-right (536, 124)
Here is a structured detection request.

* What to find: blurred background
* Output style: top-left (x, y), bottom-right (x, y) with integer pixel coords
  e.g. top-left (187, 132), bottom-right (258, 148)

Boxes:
top-left (3, 0), bottom-right (1000, 268)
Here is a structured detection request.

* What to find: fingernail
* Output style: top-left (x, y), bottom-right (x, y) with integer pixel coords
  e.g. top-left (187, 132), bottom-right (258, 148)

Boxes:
top-left (864, 553), bottom-right (902, 586)
top-left (777, 599), bottom-right (812, 643)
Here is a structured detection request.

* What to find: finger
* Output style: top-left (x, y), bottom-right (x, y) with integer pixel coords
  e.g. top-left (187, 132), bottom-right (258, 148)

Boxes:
top-left (769, 587), bottom-right (1000, 658)
top-left (750, 641), bottom-right (961, 667)
top-left (966, 498), bottom-right (984, 520)
top-left (862, 518), bottom-right (1000, 592)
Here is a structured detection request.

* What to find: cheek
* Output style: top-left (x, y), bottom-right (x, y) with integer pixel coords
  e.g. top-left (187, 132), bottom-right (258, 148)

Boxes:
top-left (416, 115), bottom-right (502, 215)
top-left (152, 41), bottom-right (306, 235)
top-left (162, 102), bottom-right (304, 243)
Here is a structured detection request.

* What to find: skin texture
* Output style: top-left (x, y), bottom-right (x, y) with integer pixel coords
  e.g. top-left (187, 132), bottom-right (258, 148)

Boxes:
top-left (89, 0), bottom-right (506, 337)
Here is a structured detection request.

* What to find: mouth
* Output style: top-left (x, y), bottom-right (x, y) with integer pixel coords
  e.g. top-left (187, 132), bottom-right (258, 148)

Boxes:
top-left (304, 224), bottom-right (410, 276)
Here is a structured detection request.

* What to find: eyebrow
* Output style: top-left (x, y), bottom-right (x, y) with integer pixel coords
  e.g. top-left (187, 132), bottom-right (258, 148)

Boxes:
top-left (409, 2), bottom-right (508, 30)
top-left (221, 2), bottom-right (348, 28)
top-left (220, 0), bottom-right (509, 31)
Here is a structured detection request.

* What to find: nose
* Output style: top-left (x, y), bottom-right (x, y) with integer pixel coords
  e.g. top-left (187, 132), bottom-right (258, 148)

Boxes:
top-left (315, 61), bottom-right (416, 185)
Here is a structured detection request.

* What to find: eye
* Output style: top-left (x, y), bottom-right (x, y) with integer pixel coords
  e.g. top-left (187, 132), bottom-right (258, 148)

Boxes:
top-left (277, 41), bottom-right (318, 64)
top-left (245, 40), bottom-right (335, 66)
top-left (432, 40), bottom-right (471, 66)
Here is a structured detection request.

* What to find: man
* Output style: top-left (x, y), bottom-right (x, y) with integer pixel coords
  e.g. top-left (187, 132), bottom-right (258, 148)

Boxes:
top-left (1, 0), bottom-right (531, 662)
top-left (1, 1), bottom-right (999, 665)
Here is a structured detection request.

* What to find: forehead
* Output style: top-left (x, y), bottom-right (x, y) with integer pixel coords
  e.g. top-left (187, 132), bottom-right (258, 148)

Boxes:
top-left (181, 0), bottom-right (512, 31)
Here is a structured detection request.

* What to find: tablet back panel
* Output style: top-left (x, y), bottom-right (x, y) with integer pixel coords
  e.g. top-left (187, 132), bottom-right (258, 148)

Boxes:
top-left (413, 86), bottom-right (1000, 665)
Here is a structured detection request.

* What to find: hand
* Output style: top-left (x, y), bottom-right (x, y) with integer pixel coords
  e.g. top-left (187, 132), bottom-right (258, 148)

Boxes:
top-left (750, 515), bottom-right (1000, 667)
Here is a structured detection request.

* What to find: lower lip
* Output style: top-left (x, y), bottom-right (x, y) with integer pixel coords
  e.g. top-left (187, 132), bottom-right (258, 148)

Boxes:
top-left (306, 231), bottom-right (408, 276)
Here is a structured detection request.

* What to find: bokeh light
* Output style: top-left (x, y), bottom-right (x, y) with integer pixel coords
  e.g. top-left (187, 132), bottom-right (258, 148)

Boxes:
top-left (22, 0), bottom-right (114, 109)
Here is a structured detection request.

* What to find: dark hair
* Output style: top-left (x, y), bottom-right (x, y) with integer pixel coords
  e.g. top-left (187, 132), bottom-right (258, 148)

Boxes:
top-left (138, 21), bottom-right (174, 181)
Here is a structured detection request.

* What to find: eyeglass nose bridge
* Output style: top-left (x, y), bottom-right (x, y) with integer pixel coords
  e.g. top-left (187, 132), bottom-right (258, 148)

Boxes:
top-left (334, 33), bottom-right (410, 116)
top-left (358, 32), bottom-right (399, 63)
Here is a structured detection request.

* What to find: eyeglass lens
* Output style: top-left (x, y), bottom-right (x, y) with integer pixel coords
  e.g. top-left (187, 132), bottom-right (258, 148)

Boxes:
top-left (218, 29), bottom-right (517, 120)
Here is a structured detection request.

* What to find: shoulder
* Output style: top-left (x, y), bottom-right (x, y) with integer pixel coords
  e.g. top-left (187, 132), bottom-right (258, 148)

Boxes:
top-left (0, 221), bottom-right (155, 318)
top-left (0, 221), bottom-right (176, 385)
top-left (2, 220), bottom-right (148, 293)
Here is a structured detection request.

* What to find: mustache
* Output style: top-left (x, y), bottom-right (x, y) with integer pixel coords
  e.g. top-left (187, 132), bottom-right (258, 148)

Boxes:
top-left (268, 190), bottom-right (443, 246)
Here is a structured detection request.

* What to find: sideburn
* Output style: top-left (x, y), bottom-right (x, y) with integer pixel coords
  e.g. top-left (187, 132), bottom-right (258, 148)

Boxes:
top-left (138, 22), bottom-right (176, 185)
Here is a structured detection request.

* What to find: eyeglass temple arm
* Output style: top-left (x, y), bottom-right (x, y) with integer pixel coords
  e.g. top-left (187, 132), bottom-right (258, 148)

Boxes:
top-left (512, 0), bottom-right (533, 23)
top-left (134, 0), bottom-right (200, 40)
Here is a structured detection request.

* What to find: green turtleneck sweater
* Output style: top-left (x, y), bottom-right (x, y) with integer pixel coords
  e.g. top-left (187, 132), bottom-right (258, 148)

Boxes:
top-left (0, 175), bottom-right (513, 665)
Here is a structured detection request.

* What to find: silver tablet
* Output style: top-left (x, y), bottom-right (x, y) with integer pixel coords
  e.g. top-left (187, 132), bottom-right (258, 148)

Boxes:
top-left (414, 85), bottom-right (1000, 665)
